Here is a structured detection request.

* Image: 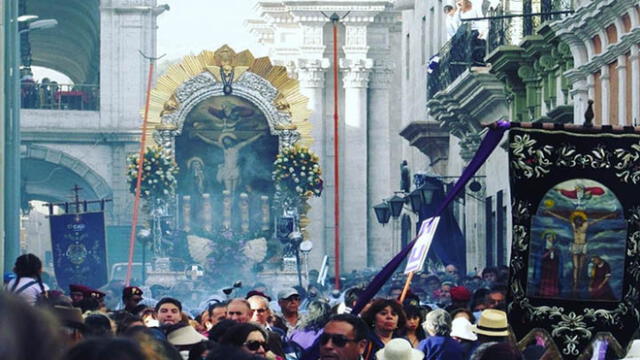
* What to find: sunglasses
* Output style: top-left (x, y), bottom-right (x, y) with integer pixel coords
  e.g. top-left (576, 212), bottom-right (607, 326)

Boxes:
top-left (252, 308), bottom-right (267, 313)
top-left (319, 333), bottom-right (358, 347)
top-left (244, 340), bottom-right (268, 351)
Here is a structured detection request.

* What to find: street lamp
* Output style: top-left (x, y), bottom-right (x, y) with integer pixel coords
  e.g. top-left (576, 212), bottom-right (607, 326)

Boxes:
top-left (373, 201), bottom-right (391, 225)
top-left (388, 194), bottom-right (405, 218)
top-left (19, 19), bottom-right (58, 34)
top-left (408, 178), bottom-right (441, 213)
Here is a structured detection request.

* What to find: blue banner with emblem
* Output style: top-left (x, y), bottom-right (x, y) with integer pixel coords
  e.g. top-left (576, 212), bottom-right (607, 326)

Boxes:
top-left (50, 212), bottom-right (108, 291)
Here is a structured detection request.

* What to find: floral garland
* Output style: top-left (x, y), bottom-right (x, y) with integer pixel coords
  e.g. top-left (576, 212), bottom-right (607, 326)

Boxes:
top-left (273, 144), bottom-right (323, 200)
top-left (127, 146), bottom-right (179, 202)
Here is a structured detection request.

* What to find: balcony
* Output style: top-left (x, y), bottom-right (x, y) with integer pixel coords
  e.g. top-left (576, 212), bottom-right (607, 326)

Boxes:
top-left (21, 81), bottom-right (99, 111)
top-left (428, 1), bottom-right (573, 100)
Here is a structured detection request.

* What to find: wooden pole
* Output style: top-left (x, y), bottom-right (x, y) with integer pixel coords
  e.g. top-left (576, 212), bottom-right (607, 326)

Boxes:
top-left (125, 52), bottom-right (162, 286)
top-left (399, 271), bottom-right (414, 303)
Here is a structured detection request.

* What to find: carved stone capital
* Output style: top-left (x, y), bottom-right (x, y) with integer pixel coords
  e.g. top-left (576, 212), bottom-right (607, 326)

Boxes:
top-left (296, 59), bottom-right (329, 88)
top-left (369, 66), bottom-right (394, 89)
top-left (342, 65), bottom-right (371, 89)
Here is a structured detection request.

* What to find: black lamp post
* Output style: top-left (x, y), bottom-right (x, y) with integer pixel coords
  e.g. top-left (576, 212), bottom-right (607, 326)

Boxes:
top-left (408, 188), bottom-right (423, 213)
top-left (388, 194), bottom-right (405, 218)
top-left (418, 180), bottom-right (440, 206)
top-left (408, 180), bottom-right (440, 213)
top-left (373, 201), bottom-right (391, 225)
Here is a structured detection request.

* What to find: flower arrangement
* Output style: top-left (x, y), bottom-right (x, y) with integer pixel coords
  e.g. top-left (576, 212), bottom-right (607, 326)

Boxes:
top-left (272, 144), bottom-right (323, 200)
top-left (127, 146), bottom-right (179, 201)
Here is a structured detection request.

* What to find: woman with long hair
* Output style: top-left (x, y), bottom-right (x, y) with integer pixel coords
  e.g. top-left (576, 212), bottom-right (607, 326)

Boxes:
top-left (396, 305), bottom-right (427, 348)
top-left (360, 298), bottom-right (407, 360)
top-left (213, 322), bottom-right (282, 360)
top-left (5, 254), bottom-right (49, 305)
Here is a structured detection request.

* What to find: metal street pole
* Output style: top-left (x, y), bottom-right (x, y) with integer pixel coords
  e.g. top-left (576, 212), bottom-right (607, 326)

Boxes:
top-left (4, 0), bottom-right (21, 272)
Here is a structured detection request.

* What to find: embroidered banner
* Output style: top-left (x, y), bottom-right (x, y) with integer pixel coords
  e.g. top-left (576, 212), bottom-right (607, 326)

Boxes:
top-left (50, 212), bottom-right (108, 291)
top-left (508, 126), bottom-right (640, 359)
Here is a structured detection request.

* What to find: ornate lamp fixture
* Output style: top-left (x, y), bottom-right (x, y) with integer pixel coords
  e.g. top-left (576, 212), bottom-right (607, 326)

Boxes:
top-left (373, 201), bottom-right (391, 225)
top-left (388, 194), bottom-right (405, 218)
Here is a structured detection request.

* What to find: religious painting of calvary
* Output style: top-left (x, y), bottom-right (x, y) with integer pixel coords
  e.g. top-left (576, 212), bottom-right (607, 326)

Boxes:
top-left (508, 125), bottom-right (640, 359)
top-left (527, 179), bottom-right (626, 302)
top-left (175, 95), bottom-right (279, 234)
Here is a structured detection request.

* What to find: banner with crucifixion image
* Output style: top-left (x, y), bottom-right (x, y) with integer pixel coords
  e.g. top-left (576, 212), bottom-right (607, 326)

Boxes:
top-left (507, 124), bottom-right (640, 359)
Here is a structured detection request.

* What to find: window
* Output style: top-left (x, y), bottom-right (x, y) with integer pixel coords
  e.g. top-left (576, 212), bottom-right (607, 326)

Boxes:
top-left (406, 33), bottom-right (411, 80)
top-left (497, 190), bottom-right (505, 266)
top-left (485, 196), bottom-right (494, 266)
top-left (422, 16), bottom-right (427, 64)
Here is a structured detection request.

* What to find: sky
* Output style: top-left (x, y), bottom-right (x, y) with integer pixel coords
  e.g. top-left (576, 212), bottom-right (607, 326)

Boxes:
top-left (156, 0), bottom-right (267, 61)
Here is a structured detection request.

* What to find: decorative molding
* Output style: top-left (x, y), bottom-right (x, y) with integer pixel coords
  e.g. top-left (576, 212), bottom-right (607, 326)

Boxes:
top-left (297, 59), bottom-right (329, 88)
top-left (164, 72), bottom-right (293, 143)
top-left (369, 66), bottom-right (394, 89)
top-left (342, 63), bottom-right (372, 88)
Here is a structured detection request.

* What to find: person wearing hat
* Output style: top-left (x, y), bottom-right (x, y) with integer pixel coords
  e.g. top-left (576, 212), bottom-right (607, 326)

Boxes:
top-left (472, 309), bottom-right (510, 344)
top-left (450, 317), bottom-right (479, 359)
top-left (418, 309), bottom-right (464, 360)
top-left (446, 286), bottom-right (472, 312)
top-left (274, 287), bottom-right (304, 335)
top-left (70, 284), bottom-right (107, 311)
top-left (376, 338), bottom-right (424, 360)
top-left (69, 284), bottom-right (89, 306)
top-left (622, 339), bottom-right (640, 360)
top-left (122, 286), bottom-right (143, 313)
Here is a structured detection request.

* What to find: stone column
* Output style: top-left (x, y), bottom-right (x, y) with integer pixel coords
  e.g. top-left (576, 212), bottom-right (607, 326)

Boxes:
top-left (631, 45), bottom-right (640, 125)
top-left (341, 61), bottom-right (371, 271)
top-left (367, 66), bottom-right (394, 267)
top-left (569, 77), bottom-right (589, 125)
top-left (339, 22), bottom-right (372, 271)
top-left (296, 59), bottom-right (328, 268)
top-left (600, 64), bottom-right (610, 125)
top-left (100, 0), bottom-right (166, 129)
top-left (617, 55), bottom-right (628, 125)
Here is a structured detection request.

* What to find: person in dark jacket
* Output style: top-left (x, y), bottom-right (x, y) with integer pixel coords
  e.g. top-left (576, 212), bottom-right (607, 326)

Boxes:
top-left (418, 309), bottom-right (464, 360)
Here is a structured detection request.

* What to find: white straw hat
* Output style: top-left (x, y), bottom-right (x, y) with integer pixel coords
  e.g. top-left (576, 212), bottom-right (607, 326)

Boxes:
top-left (375, 338), bottom-right (424, 360)
top-left (451, 317), bottom-right (477, 341)
top-left (622, 340), bottom-right (640, 359)
top-left (472, 309), bottom-right (509, 337)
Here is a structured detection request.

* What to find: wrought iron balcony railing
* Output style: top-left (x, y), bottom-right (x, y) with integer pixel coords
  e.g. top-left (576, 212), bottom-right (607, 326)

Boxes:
top-left (427, 0), bottom-right (573, 99)
top-left (427, 23), bottom-right (486, 99)
top-left (21, 82), bottom-right (99, 111)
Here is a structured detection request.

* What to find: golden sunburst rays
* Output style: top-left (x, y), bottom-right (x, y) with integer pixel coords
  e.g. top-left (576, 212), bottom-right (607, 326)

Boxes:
top-left (144, 45), bottom-right (312, 147)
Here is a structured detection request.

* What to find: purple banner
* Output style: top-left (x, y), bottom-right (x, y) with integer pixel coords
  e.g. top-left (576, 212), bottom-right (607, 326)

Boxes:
top-left (352, 121), bottom-right (509, 314)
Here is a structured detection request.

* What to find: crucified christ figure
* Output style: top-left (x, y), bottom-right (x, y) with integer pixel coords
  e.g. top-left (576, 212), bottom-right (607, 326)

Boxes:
top-left (544, 210), bottom-right (615, 292)
top-left (198, 132), bottom-right (263, 194)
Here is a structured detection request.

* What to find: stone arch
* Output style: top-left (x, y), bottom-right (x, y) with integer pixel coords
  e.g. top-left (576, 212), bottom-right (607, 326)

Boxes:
top-left (22, 144), bottom-right (113, 203)
top-left (161, 71), bottom-right (300, 148)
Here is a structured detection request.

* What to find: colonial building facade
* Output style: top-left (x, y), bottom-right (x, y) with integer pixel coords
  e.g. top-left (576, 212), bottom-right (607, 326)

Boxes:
top-left (247, 1), bottom-right (425, 271)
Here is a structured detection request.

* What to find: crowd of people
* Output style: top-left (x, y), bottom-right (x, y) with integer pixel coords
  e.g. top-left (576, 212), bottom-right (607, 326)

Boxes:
top-left (2, 253), bottom-right (633, 359)
top-left (20, 75), bottom-right (98, 110)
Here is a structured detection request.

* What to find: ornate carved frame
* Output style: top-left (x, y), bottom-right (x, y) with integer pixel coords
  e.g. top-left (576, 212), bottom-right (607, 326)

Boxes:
top-left (154, 71), bottom-right (301, 155)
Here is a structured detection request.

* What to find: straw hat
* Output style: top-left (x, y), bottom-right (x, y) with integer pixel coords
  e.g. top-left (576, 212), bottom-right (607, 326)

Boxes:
top-left (472, 309), bottom-right (509, 337)
top-left (622, 340), bottom-right (640, 359)
top-left (451, 317), bottom-right (477, 341)
top-left (375, 338), bottom-right (424, 360)
top-left (167, 325), bottom-right (207, 346)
